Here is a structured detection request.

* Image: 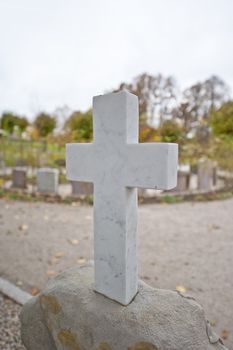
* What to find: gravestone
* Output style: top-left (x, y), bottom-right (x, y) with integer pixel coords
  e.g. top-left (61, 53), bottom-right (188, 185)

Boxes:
top-left (37, 168), bottom-right (59, 194)
top-left (12, 167), bottom-right (27, 189)
top-left (176, 171), bottom-right (190, 191)
top-left (197, 158), bottom-right (217, 191)
top-left (66, 91), bottom-right (177, 304)
top-left (21, 92), bottom-right (228, 350)
top-left (71, 181), bottom-right (93, 196)
top-left (176, 165), bottom-right (191, 192)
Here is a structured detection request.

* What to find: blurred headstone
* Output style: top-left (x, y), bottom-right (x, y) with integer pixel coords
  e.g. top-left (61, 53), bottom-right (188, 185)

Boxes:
top-left (37, 168), bottom-right (59, 193)
top-left (71, 181), bottom-right (93, 196)
top-left (197, 158), bottom-right (217, 191)
top-left (12, 167), bottom-right (27, 189)
top-left (176, 164), bottom-right (190, 191)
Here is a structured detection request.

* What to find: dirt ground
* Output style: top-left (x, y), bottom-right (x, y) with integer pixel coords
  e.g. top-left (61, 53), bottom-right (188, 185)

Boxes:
top-left (0, 198), bottom-right (232, 348)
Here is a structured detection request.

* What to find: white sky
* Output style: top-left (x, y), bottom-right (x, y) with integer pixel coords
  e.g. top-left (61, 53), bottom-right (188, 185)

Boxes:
top-left (0, 0), bottom-right (232, 118)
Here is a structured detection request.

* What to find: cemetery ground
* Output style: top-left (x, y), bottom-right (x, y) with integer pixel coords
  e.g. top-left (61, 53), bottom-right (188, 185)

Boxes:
top-left (0, 198), bottom-right (233, 348)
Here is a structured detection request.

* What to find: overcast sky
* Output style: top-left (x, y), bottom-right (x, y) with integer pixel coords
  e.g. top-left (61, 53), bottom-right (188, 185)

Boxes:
top-left (0, 0), bottom-right (232, 118)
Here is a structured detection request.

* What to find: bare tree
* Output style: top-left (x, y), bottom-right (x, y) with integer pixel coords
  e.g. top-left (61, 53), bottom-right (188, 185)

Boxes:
top-left (182, 75), bottom-right (230, 124)
top-left (204, 75), bottom-right (230, 112)
top-left (183, 82), bottom-right (204, 122)
top-left (150, 74), bottom-right (177, 125)
top-left (172, 102), bottom-right (193, 133)
top-left (114, 73), bottom-right (178, 125)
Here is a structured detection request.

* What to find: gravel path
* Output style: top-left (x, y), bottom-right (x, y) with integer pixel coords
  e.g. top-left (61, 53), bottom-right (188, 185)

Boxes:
top-left (0, 293), bottom-right (25, 350)
top-left (0, 198), bottom-right (232, 348)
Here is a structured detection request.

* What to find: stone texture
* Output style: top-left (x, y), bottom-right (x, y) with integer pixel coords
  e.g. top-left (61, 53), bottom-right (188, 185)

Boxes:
top-left (37, 168), bottom-right (59, 194)
top-left (20, 266), bottom-right (228, 350)
top-left (0, 293), bottom-right (26, 350)
top-left (66, 91), bottom-right (178, 305)
top-left (12, 168), bottom-right (27, 189)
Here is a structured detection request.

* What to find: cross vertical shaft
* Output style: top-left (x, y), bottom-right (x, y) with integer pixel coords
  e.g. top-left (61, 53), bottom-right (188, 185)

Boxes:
top-left (93, 92), bottom-right (139, 304)
top-left (94, 185), bottom-right (138, 304)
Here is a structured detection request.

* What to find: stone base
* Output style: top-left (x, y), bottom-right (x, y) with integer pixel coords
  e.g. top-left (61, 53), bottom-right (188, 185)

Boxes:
top-left (20, 267), bottom-right (228, 350)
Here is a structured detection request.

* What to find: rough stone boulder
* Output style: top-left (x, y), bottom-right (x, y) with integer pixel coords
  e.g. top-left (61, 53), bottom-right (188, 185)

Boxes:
top-left (20, 266), bottom-right (228, 350)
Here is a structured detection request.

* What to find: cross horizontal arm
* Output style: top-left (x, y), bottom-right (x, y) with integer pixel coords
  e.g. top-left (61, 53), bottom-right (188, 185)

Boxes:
top-left (125, 143), bottom-right (178, 190)
top-left (66, 143), bottom-right (95, 182)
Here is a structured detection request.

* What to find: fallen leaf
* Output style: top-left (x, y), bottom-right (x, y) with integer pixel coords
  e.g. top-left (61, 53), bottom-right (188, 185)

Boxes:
top-left (209, 224), bottom-right (221, 231)
top-left (212, 224), bottom-right (221, 230)
top-left (142, 275), bottom-right (150, 281)
top-left (46, 270), bottom-right (55, 277)
top-left (77, 257), bottom-right (86, 265)
top-left (31, 287), bottom-right (40, 296)
top-left (49, 251), bottom-right (65, 265)
top-left (176, 285), bottom-right (187, 293)
top-left (54, 251), bottom-right (65, 259)
top-left (221, 329), bottom-right (230, 340)
top-left (67, 239), bottom-right (79, 245)
top-left (18, 224), bottom-right (28, 231)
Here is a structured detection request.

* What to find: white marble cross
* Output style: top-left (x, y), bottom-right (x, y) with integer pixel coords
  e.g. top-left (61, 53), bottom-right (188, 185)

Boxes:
top-left (66, 91), bottom-right (178, 305)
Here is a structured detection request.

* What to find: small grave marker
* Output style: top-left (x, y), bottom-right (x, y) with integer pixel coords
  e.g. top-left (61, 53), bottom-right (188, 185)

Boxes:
top-left (37, 168), bottom-right (59, 194)
top-left (176, 165), bottom-right (191, 192)
top-left (66, 91), bottom-right (178, 305)
top-left (197, 158), bottom-right (217, 191)
top-left (12, 167), bottom-right (27, 189)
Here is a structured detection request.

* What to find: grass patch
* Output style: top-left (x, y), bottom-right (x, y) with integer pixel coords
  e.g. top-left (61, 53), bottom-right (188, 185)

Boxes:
top-left (161, 195), bottom-right (183, 204)
top-left (0, 187), bottom-right (232, 205)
